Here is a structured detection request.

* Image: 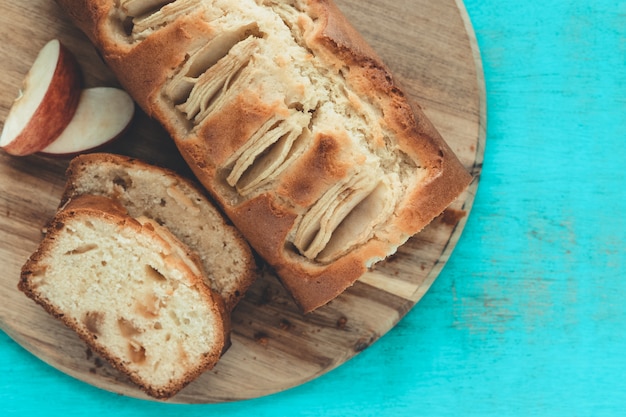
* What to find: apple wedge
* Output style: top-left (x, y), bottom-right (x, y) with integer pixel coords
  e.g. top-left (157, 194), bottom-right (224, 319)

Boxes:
top-left (0, 39), bottom-right (82, 156)
top-left (39, 87), bottom-right (135, 157)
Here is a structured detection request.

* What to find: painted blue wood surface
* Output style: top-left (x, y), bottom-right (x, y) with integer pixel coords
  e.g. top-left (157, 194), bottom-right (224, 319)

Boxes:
top-left (2, 1), bottom-right (625, 415)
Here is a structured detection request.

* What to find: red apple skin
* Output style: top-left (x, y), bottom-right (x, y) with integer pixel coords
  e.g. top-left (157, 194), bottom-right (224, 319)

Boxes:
top-left (2, 42), bottom-right (82, 156)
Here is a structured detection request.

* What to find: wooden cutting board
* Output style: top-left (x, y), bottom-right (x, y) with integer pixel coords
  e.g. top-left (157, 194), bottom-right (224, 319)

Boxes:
top-left (0, 0), bottom-right (485, 403)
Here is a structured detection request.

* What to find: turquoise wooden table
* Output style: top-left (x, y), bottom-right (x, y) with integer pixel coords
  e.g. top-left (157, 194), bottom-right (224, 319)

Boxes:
top-left (2, 0), bottom-right (625, 415)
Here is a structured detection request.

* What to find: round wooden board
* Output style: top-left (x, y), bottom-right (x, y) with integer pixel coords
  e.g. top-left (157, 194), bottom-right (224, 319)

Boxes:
top-left (0, 0), bottom-right (485, 403)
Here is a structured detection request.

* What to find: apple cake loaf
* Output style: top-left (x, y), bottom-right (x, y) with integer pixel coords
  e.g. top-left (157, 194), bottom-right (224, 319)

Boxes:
top-left (60, 153), bottom-right (257, 311)
top-left (56, 0), bottom-right (472, 312)
top-left (19, 195), bottom-right (229, 399)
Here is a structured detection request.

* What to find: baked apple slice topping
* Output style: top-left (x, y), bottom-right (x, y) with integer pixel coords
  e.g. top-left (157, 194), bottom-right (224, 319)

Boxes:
top-left (0, 39), bottom-right (82, 156)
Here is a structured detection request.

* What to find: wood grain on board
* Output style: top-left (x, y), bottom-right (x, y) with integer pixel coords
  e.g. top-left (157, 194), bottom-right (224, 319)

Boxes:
top-left (0, 0), bottom-right (485, 403)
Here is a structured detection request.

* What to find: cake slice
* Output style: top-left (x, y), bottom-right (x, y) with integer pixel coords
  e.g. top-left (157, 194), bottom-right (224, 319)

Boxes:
top-left (19, 195), bottom-right (229, 399)
top-left (60, 153), bottom-right (257, 311)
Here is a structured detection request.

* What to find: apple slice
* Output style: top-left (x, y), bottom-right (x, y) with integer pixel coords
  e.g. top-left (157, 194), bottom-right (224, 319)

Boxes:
top-left (0, 39), bottom-right (82, 156)
top-left (39, 87), bottom-right (135, 157)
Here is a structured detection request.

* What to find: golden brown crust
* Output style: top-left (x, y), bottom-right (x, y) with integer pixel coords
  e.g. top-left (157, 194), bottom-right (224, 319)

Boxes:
top-left (178, 94), bottom-right (285, 175)
top-left (56, 0), bottom-right (472, 313)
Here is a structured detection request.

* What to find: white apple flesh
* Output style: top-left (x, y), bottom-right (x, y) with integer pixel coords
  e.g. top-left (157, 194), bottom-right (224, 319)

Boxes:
top-left (0, 39), bottom-right (82, 156)
top-left (39, 87), bottom-right (135, 157)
